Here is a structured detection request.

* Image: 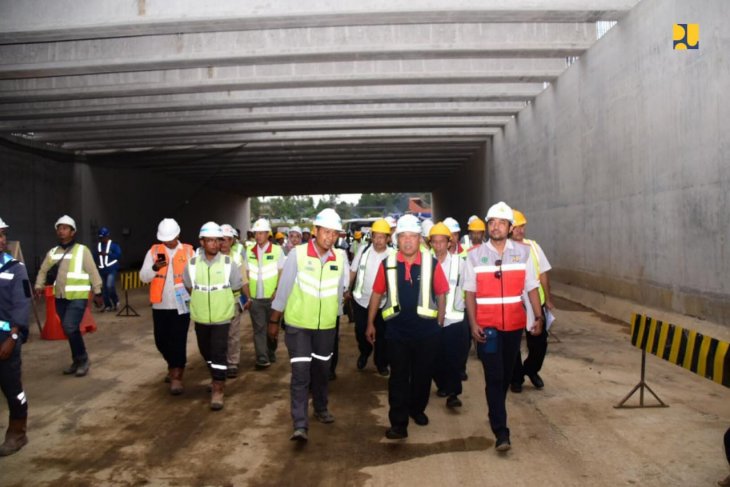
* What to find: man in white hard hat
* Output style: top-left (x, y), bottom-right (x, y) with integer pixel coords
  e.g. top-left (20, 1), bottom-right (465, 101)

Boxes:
top-left (463, 202), bottom-right (544, 453)
top-left (245, 218), bottom-right (285, 369)
top-left (0, 218), bottom-right (31, 456)
top-left (367, 214), bottom-right (449, 440)
top-left (140, 218), bottom-right (195, 395)
top-left (300, 227), bottom-right (311, 244)
top-left (268, 208), bottom-right (350, 443)
top-left (420, 219), bottom-right (434, 252)
top-left (283, 226), bottom-right (302, 255)
top-left (183, 222), bottom-right (243, 410)
top-left (220, 224), bottom-right (250, 378)
top-left (443, 217), bottom-right (467, 258)
top-left (34, 215), bottom-right (103, 377)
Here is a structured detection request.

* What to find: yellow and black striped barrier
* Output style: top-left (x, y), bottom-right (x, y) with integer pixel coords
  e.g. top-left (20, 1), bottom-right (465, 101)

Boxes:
top-left (117, 270), bottom-right (148, 317)
top-left (616, 313), bottom-right (729, 409)
top-left (630, 313), bottom-right (729, 388)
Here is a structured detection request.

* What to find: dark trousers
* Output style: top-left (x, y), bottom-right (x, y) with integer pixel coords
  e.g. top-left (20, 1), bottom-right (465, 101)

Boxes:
top-left (0, 340), bottom-right (27, 419)
top-left (152, 309), bottom-right (190, 369)
top-left (285, 326), bottom-right (336, 430)
top-left (434, 320), bottom-right (469, 396)
top-left (512, 324), bottom-right (549, 385)
top-left (477, 328), bottom-right (523, 440)
top-left (353, 302), bottom-right (388, 369)
top-left (55, 298), bottom-right (88, 361)
top-left (194, 323), bottom-right (230, 381)
top-left (100, 269), bottom-right (119, 307)
top-left (387, 333), bottom-right (440, 431)
top-left (330, 317), bottom-right (340, 375)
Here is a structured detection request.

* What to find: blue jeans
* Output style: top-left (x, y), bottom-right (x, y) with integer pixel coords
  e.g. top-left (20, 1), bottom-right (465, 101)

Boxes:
top-left (100, 269), bottom-right (119, 308)
top-left (55, 298), bottom-right (88, 361)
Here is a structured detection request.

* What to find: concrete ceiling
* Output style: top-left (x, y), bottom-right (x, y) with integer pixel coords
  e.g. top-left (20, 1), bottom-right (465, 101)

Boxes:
top-left (0, 0), bottom-right (638, 196)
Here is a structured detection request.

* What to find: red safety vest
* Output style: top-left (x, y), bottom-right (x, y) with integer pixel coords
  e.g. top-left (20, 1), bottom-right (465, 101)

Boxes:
top-left (149, 243), bottom-right (194, 304)
top-left (474, 246), bottom-right (529, 331)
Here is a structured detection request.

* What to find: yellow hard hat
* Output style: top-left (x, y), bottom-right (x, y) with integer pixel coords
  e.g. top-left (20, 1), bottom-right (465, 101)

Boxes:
top-left (354, 231), bottom-right (362, 239)
top-left (371, 219), bottom-right (391, 234)
top-left (512, 210), bottom-right (527, 227)
top-left (275, 232), bottom-right (285, 239)
top-left (429, 222), bottom-right (452, 240)
top-left (467, 218), bottom-right (486, 231)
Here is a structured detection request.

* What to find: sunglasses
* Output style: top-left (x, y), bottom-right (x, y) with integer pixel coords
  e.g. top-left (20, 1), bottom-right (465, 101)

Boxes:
top-left (494, 259), bottom-right (503, 279)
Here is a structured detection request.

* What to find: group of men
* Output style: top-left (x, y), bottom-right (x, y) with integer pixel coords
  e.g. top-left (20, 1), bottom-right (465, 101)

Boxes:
top-left (0, 202), bottom-right (556, 457)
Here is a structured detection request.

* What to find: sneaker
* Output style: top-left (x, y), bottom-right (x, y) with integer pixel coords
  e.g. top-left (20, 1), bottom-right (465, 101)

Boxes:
top-left (410, 412), bottom-right (429, 426)
top-left (226, 366), bottom-right (238, 379)
top-left (377, 367), bottom-right (390, 377)
top-left (113, 302), bottom-right (120, 311)
top-left (75, 359), bottom-right (91, 377)
top-left (103, 306), bottom-right (112, 312)
top-left (290, 428), bottom-right (308, 442)
top-left (255, 360), bottom-right (271, 370)
top-left (495, 436), bottom-right (511, 452)
top-left (436, 389), bottom-right (449, 398)
top-left (385, 427), bottom-right (408, 440)
top-left (446, 395), bottom-right (462, 408)
top-left (528, 373), bottom-right (544, 389)
top-left (313, 410), bottom-right (335, 424)
top-left (62, 361), bottom-right (79, 375)
top-left (510, 383), bottom-right (523, 393)
top-left (356, 354), bottom-right (368, 370)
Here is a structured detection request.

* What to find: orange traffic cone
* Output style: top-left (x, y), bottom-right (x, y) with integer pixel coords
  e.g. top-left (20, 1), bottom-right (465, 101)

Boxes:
top-left (41, 285), bottom-right (66, 340)
top-left (80, 295), bottom-right (97, 334)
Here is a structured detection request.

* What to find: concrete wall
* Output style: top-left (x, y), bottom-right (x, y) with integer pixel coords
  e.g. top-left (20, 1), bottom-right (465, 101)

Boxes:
top-left (0, 142), bottom-right (250, 278)
top-left (490, 0), bottom-right (730, 325)
top-left (432, 140), bottom-right (489, 225)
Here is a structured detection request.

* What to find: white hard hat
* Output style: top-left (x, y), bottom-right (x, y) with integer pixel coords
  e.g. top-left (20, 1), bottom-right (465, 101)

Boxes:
top-left (220, 224), bottom-right (235, 238)
top-left (443, 217), bottom-right (461, 233)
top-left (157, 218), bottom-right (180, 242)
top-left (486, 201), bottom-right (514, 224)
top-left (0, 217), bottom-right (8, 229)
top-left (384, 216), bottom-right (397, 228)
top-left (199, 221), bottom-right (223, 238)
top-left (289, 225), bottom-right (302, 235)
top-left (395, 214), bottom-right (421, 235)
top-left (421, 219), bottom-right (434, 237)
top-left (251, 218), bottom-right (272, 233)
top-left (467, 215), bottom-right (479, 225)
top-left (313, 208), bottom-right (343, 232)
top-left (302, 227), bottom-right (311, 234)
top-left (55, 215), bottom-right (77, 230)
top-left (233, 228), bottom-right (239, 237)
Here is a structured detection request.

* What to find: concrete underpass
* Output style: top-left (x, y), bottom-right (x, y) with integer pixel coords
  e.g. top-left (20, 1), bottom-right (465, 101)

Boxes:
top-left (1, 1), bottom-right (729, 485)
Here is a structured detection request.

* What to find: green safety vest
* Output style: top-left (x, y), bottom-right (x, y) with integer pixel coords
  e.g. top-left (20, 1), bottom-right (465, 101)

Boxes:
top-left (247, 244), bottom-right (282, 298)
top-left (284, 244), bottom-right (344, 330)
top-left (188, 254), bottom-right (234, 324)
top-left (381, 251), bottom-right (438, 321)
top-left (443, 254), bottom-right (465, 322)
top-left (524, 238), bottom-right (546, 305)
top-left (231, 241), bottom-right (244, 257)
top-left (48, 244), bottom-right (92, 300)
top-left (224, 251), bottom-right (244, 300)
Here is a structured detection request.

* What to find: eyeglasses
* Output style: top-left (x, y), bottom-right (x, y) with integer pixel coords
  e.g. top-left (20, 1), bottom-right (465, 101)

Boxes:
top-left (494, 259), bottom-right (502, 279)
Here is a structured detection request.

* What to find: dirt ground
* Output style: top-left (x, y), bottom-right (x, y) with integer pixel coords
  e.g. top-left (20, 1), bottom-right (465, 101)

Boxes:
top-left (1, 291), bottom-right (728, 487)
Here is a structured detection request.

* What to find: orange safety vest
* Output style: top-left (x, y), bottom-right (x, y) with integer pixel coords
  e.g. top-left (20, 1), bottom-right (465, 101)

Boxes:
top-left (474, 249), bottom-right (529, 331)
top-left (149, 243), bottom-right (194, 304)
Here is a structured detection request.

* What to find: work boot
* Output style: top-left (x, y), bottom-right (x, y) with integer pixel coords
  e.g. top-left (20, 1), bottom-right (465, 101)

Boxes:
top-left (0, 418), bottom-right (28, 456)
top-left (210, 380), bottom-right (225, 411)
top-left (226, 365), bottom-right (238, 379)
top-left (75, 359), bottom-right (91, 377)
top-left (169, 368), bottom-right (184, 396)
top-left (62, 360), bottom-right (79, 375)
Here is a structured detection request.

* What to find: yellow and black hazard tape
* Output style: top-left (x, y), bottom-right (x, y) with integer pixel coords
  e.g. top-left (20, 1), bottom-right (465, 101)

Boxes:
top-left (631, 313), bottom-right (729, 388)
top-left (119, 270), bottom-right (148, 291)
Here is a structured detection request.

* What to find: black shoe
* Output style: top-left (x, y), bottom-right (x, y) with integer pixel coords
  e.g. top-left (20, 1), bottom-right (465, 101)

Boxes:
top-left (377, 367), bottom-right (390, 377)
top-left (75, 359), bottom-right (90, 377)
top-left (62, 361), bottom-right (79, 375)
top-left (446, 395), bottom-right (462, 408)
top-left (356, 354), bottom-right (368, 370)
top-left (461, 371), bottom-right (468, 381)
top-left (495, 436), bottom-right (511, 452)
top-left (226, 366), bottom-right (238, 379)
top-left (528, 373), bottom-right (544, 389)
top-left (385, 427), bottom-right (408, 440)
top-left (410, 412), bottom-right (429, 426)
top-left (313, 410), bottom-right (335, 424)
top-left (255, 360), bottom-right (271, 370)
top-left (510, 383), bottom-right (523, 393)
top-left (436, 389), bottom-right (449, 398)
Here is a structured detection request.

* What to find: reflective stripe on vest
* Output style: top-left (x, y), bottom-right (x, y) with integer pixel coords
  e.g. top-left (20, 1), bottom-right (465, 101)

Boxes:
top-left (283, 244), bottom-right (344, 330)
top-left (474, 254), bottom-right (527, 331)
top-left (149, 243), bottom-right (193, 304)
top-left (381, 251), bottom-right (438, 321)
top-left (50, 244), bottom-right (91, 299)
top-left (444, 255), bottom-right (464, 322)
top-left (524, 239), bottom-right (545, 305)
top-left (352, 244), bottom-right (372, 300)
top-left (247, 244), bottom-right (282, 298)
top-left (96, 240), bottom-right (118, 268)
top-left (188, 255), bottom-right (234, 324)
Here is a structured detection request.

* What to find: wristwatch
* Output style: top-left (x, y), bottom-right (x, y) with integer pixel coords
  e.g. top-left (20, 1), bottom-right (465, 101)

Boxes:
top-left (10, 333), bottom-right (19, 341)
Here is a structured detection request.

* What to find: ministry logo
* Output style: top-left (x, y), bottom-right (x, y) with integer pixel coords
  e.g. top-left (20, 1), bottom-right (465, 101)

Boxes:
top-left (673, 24), bottom-right (699, 50)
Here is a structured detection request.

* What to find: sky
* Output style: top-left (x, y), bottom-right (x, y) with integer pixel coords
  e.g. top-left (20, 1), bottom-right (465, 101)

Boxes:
top-left (262, 193), bottom-right (362, 204)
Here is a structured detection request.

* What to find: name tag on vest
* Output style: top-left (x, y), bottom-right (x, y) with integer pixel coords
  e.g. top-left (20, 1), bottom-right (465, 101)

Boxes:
top-left (266, 255), bottom-right (274, 260)
top-left (329, 265), bottom-right (338, 271)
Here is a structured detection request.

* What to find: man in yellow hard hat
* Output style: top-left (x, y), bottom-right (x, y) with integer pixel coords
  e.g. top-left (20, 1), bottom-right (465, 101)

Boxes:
top-left (509, 209), bottom-right (555, 393)
top-left (429, 222), bottom-right (469, 409)
top-left (347, 218), bottom-right (393, 375)
top-left (467, 217), bottom-right (486, 249)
